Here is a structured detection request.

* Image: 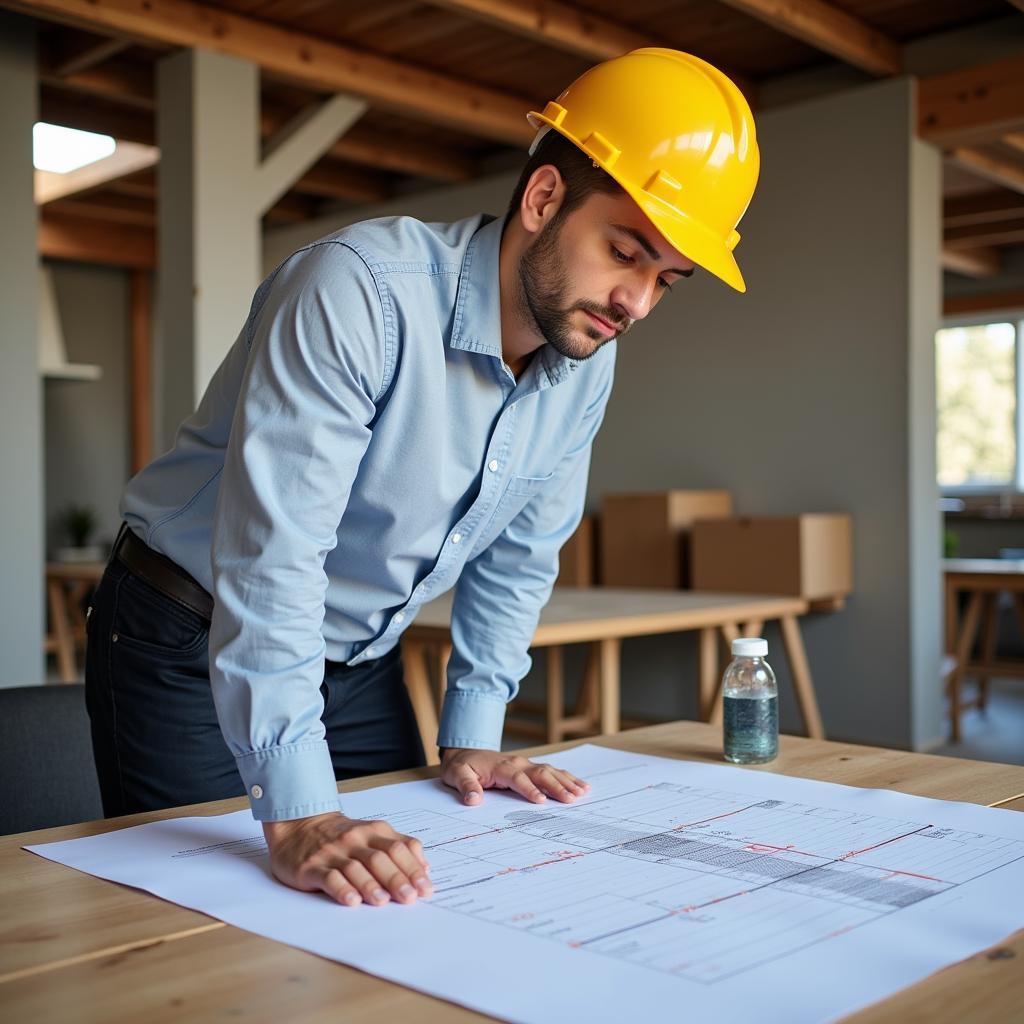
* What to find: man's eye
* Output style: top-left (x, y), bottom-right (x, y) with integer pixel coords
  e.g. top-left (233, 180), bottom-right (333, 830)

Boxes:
top-left (657, 277), bottom-right (673, 291)
top-left (611, 246), bottom-right (632, 264)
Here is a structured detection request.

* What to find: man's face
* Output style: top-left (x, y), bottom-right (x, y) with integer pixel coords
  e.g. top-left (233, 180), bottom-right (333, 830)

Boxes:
top-left (516, 191), bottom-right (696, 361)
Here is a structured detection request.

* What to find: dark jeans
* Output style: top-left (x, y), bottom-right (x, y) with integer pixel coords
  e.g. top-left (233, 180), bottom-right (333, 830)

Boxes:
top-left (85, 554), bottom-right (425, 818)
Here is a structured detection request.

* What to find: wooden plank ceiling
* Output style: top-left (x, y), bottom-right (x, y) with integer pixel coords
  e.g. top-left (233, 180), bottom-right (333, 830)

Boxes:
top-left (6, 0), bottom-right (1023, 293)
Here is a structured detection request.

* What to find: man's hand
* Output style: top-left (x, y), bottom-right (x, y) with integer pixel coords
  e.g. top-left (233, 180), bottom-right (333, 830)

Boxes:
top-left (441, 749), bottom-right (590, 806)
top-left (263, 812), bottom-right (432, 908)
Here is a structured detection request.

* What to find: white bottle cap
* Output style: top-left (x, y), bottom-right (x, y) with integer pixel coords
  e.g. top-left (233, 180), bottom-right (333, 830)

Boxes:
top-left (732, 637), bottom-right (768, 657)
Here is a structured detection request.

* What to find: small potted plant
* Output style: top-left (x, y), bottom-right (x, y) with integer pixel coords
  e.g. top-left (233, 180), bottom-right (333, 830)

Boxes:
top-left (54, 504), bottom-right (103, 563)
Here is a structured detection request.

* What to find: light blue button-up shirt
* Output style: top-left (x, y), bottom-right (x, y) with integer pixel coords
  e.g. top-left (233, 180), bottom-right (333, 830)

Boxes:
top-left (121, 213), bottom-right (616, 820)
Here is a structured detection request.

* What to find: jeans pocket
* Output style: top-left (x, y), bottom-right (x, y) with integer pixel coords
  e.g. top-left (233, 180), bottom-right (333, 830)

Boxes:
top-left (111, 571), bottom-right (209, 659)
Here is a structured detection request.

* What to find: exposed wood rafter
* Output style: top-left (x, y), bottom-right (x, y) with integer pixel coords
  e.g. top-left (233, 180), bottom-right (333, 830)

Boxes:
top-left (919, 54), bottom-right (1024, 147)
top-left (949, 147), bottom-right (1024, 196)
top-left (714, 0), bottom-right (901, 76)
top-left (39, 210), bottom-right (155, 267)
top-left (945, 289), bottom-right (1024, 317)
top-left (6, 0), bottom-right (536, 145)
top-left (945, 217), bottom-right (1024, 250)
top-left (944, 190), bottom-right (1024, 228)
top-left (424, 0), bottom-right (756, 100)
top-left (941, 246), bottom-right (1001, 278)
top-left (34, 140), bottom-right (158, 203)
top-left (47, 33), bottom-right (131, 77)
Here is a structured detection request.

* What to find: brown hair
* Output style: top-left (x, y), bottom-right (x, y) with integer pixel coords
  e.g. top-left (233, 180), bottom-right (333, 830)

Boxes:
top-left (504, 130), bottom-right (623, 230)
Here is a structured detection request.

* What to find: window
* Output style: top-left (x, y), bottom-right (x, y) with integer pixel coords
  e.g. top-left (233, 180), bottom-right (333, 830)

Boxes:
top-left (936, 320), bottom-right (1020, 491)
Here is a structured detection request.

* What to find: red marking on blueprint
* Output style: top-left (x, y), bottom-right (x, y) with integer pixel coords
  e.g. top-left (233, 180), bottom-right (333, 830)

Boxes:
top-left (840, 827), bottom-right (933, 860)
top-left (743, 842), bottom-right (817, 857)
top-left (880, 868), bottom-right (944, 883)
top-left (524, 852), bottom-right (586, 870)
top-left (672, 807), bottom-right (749, 830)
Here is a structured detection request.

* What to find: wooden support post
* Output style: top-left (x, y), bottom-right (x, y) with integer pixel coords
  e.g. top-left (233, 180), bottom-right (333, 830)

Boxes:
top-left (979, 592), bottom-right (999, 710)
top-left (129, 269), bottom-right (152, 474)
top-left (598, 637), bottom-right (621, 735)
top-left (400, 640), bottom-right (440, 766)
top-left (949, 591), bottom-right (984, 743)
top-left (779, 614), bottom-right (825, 740)
top-left (698, 627), bottom-right (718, 722)
top-left (546, 646), bottom-right (564, 744)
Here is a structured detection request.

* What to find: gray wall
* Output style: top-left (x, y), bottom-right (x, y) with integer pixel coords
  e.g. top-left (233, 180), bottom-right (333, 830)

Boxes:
top-left (266, 76), bottom-right (943, 751)
top-left (0, 15), bottom-right (44, 687)
top-left (45, 262), bottom-right (131, 553)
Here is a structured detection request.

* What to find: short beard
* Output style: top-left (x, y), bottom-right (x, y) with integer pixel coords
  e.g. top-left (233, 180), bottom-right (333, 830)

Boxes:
top-left (517, 216), bottom-right (629, 361)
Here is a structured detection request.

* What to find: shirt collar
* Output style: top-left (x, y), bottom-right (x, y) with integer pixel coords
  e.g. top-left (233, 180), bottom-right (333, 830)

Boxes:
top-left (450, 214), bottom-right (579, 387)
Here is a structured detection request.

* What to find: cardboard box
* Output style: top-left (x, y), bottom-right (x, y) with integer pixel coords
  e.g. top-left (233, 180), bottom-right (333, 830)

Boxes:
top-left (690, 514), bottom-right (853, 600)
top-left (557, 515), bottom-right (596, 587)
top-left (600, 491), bottom-right (733, 588)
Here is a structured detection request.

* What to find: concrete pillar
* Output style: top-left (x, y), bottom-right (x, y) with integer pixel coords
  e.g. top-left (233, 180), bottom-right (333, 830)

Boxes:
top-left (156, 49), bottom-right (365, 448)
top-left (0, 15), bottom-right (44, 686)
top-left (157, 50), bottom-right (262, 447)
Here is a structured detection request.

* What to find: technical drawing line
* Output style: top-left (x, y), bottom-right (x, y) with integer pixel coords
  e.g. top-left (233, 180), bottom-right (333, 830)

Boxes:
top-left (840, 825), bottom-right (934, 860)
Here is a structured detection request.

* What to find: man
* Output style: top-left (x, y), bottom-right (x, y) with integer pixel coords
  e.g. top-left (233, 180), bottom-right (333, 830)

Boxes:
top-left (85, 48), bottom-right (759, 909)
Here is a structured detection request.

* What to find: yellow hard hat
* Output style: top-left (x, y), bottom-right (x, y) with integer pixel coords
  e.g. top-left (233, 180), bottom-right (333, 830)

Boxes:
top-left (528, 48), bottom-right (760, 293)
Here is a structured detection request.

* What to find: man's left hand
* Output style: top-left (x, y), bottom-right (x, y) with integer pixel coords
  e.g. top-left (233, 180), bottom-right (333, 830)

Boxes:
top-left (440, 749), bottom-right (590, 806)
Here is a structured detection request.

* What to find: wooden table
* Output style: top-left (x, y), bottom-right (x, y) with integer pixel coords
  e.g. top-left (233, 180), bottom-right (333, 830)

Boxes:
top-left (44, 561), bottom-right (105, 683)
top-left (943, 558), bottom-right (1024, 742)
top-left (402, 586), bottom-right (823, 765)
top-left (1, 722), bottom-right (1023, 1022)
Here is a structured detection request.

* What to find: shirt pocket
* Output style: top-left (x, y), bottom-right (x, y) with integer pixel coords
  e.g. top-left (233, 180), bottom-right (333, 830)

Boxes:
top-left (469, 470), bottom-right (555, 556)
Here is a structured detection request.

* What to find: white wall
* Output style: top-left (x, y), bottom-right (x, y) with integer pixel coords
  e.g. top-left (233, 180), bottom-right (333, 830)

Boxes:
top-left (266, 75), bottom-right (943, 750)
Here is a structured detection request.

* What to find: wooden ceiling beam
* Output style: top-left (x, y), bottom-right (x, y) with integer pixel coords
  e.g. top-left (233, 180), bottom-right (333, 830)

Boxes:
top-left (424, 0), bottom-right (756, 102)
top-left (39, 209), bottom-right (155, 268)
top-left (944, 190), bottom-right (1024, 229)
top-left (291, 162), bottom-right (391, 204)
top-left (35, 140), bottom-right (158, 203)
top-left (944, 216), bottom-right (1024, 250)
top-left (39, 53), bottom-right (155, 109)
top-left (945, 289), bottom-right (1024, 317)
top-left (1004, 133), bottom-right (1024, 156)
top-left (39, 85), bottom-right (155, 144)
top-left (264, 193), bottom-right (322, 224)
top-left (6, 0), bottom-right (535, 145)
top-left (426, 0), bottom-right (647, 60)
top-left (919, 54), bottom-right (1024, 147)
top-left (713, 0), bottom-right (901, 77)
top-left (261, 103), bottom-right (476, 183)
top-left (46, 32), bottom-right (132, 76)
top-left (46, 192), bottom-right (155, 227)
top-left (949, 147), bottom-right (1024, 196)
top-left (941, 246), bottom-right (1001, 278)
top-left (39, 59), bottom-right (478, 183)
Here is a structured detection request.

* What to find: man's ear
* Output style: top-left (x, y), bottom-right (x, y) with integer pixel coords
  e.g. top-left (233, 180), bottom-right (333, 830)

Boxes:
top-left (519, 165), bottom-right (566, 236)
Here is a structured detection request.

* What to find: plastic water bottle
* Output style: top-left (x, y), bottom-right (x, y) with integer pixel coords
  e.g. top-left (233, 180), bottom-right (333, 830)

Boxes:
top-left (722, 637), bottom-right (778, 764)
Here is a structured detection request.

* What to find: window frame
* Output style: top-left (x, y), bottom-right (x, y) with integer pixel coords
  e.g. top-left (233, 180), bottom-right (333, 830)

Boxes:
top-left (937, 313), bottom-right (1023, 497)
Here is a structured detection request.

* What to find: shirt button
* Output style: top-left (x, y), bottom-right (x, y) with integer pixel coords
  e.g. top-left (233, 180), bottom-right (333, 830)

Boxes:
top-left (488, 460), bottom-right (499, 472)
top-left (451, 533), bottom-right (462, 545)
top-left (394, 611), bottom-right (405, 624)
top-left (250, 785), bottom-right (263, 799)
top-left (366, 646), bottom-right (377, 658)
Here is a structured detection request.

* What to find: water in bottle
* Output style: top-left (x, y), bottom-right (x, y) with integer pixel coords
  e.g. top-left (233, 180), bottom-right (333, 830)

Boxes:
top-left (722, 636), bottom-right (778, 764)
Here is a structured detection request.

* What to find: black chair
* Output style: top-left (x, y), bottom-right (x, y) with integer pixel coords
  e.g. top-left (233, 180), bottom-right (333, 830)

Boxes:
top-left (0, 684), bottom-right (103, 835)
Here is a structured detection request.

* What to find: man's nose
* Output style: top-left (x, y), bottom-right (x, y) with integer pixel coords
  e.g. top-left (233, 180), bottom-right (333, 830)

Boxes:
top-left (611, 277), bottom-right (656, 322)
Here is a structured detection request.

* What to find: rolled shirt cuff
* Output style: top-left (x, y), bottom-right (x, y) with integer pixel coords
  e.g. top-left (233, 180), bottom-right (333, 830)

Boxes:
top-left (235, 739), bottom-right (342, 822)
top-left (437, 689), bottom-right (507, 751)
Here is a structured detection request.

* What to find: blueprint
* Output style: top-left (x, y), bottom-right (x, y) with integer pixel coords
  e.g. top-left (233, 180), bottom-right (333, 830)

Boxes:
top-left (27, 744), bottom-right (1024, 1023)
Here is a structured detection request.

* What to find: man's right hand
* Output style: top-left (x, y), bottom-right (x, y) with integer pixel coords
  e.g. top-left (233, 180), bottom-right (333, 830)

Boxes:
top-left (263, 812), bottom-right (432, 907)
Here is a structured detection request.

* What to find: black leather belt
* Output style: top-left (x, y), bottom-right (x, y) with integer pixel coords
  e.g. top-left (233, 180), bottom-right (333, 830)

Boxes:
top-left (113, 526), bottom-right (215, 622)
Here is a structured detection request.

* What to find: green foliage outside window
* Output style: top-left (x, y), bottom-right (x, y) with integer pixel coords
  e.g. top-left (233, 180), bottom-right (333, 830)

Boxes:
top-left (936, 322), bottom-right (1016, 489)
